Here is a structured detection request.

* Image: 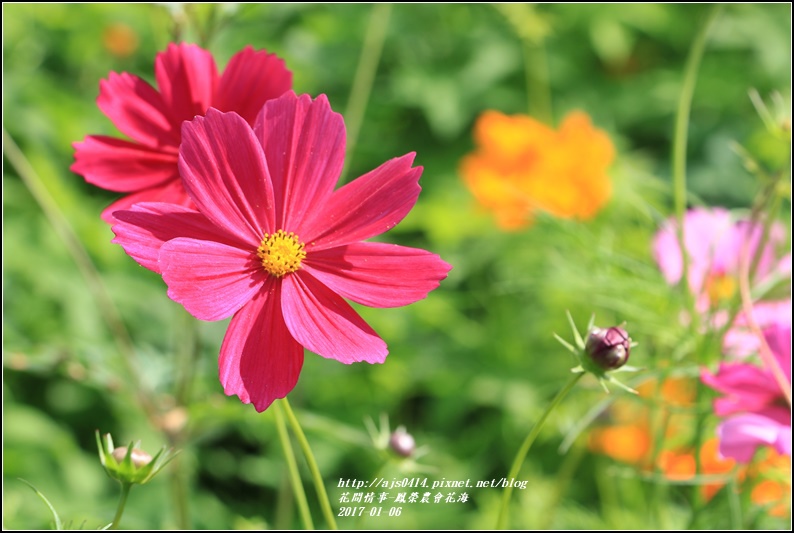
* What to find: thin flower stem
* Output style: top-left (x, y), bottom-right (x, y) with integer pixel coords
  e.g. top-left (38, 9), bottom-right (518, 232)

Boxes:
top-left (496, 372), bottom-right (583, 529)
top-left (738, 221), bottom-right (792, 406)
top-left (647, 371), bottom-right (673, 529)
top-left (174, 311), bottom-right (199, 407)
top-left (537, 442), bottom-right (586, 529)
top-left (671, 5), bottom-right (722, 322)
top-left (342, 3), bottom-right (392, 180)
top-left (689, 380), bottom-right (708, 515)
top-left (2, 130), bottom-right (159, 422)
top-left (169, 456), bottom-right (190, 530)
top-left (708, 181), bottom-right (781, 369)
top-left (727, 477), bottom-right (743, 529)
top-left (110, 483), bottom-right (132, 530)
top-left (274, 402), bottom-right (315, 530)
top-left (523, 41), bottom-right (552, 124)
top-left (281, 398), bottom-right (338, 530)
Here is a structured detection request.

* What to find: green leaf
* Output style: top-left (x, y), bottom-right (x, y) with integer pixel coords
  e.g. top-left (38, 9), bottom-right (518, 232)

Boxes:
top-left (18, 478), bottom-right (63, 531)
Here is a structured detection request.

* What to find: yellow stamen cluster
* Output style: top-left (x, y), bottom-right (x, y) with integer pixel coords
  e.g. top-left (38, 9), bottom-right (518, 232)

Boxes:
top-left (705, 272), bottom-right (737, 305)
top-left (257, 230), bottom-right (306, 277)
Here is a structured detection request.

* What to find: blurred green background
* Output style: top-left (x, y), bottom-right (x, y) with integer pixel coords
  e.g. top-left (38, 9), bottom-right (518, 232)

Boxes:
top-left (3, 3), bottom-right (790, 530)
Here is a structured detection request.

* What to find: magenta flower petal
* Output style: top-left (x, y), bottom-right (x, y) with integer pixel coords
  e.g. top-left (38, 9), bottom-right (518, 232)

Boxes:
top-left (73, 44), bottom-right (293, 224)
top-left (160, 237), bottom-right (266, 321)
top-left (282, 272), bottom-right (388, 364)
top-left (701, 363), bottom-right (779, 416)
top-left (216, 46), bottom-right (293, 125)
top-left (112, 202), bottom-right (243, 273)
top-left (179, 109), bottom-right (275, 243)
top-left (302, 153), bottom-right (422, 249)
top-left (717, 414), bottom-right (791, 462)
top-left (254, 92), bottom-right (343, 229)
top-left (304, 242), bottom-right (452, 308)
top-left (703, 319), bottom-right (791, 462)
top-left (154, 43), bottom-right (217, 126)
top-left (97, 72), bottom-right (179, 148)
top-left (71, 136), bottom-right (177, 192)
top-left (99, 179), bottom-right (192, 225)
top-left (219, 282), bottom-right (304, 412)
top-left (110, 93), bottom-right (449, 411)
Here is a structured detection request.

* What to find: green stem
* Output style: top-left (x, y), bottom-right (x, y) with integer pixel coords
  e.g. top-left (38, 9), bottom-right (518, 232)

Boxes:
top-left (671, 5), bottom-right (722, 322)
top-left (688, 379), bottom-right (708, 525)
top-left (496, 372), bottom-right (583, 529)
top-left (274, 402), bottom-right (315, 530)
top-left (727, 476), bottom-right (743, 530)
top-left (110, 483), bottom-right (132, 530)
top-left (737, 220), bottom-right (792, 406)
top-left (169, 456), bottom-right (190, 530)
top-left (523, 41), bottom-right (552, 124)
top-left (537, 442), bottom-right (586, 529)
top-left (281, 398), bottom-right (338, 530)
top-left (170, 311), bottom-right (201, 529)
top-left (174, 311), bottom-right (199, 407)
top-left (647, 371), bottom-right (673, 529)
top-left (342, 3), bottom-right (392, 180)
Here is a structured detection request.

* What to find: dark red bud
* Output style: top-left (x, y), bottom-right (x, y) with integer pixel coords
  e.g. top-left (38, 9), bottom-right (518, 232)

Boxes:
top-left (585, 326), bottom-right (631, 370)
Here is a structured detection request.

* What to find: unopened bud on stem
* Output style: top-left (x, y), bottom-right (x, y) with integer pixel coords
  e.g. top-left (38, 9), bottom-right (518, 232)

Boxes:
top-left (585, 326), bottom-right (631, 370)
top-left (389, 426), bottom-right (416, 458)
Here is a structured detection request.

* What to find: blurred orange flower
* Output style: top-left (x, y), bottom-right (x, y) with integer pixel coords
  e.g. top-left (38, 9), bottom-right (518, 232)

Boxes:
top-left (588, 423), bottom-right (652, 465)
top-left (102, 23), bottom-right (139, 58)
top-left (657, 438), bottom-right (737, 501)
top-left (460, 110), bottom-right (614, 230)
top-left (590, 376), bottom-right (790, 516)
top-left (749, 450), bottom-right (791, 517)
top-left (589, 376), bottom-right (697, 466)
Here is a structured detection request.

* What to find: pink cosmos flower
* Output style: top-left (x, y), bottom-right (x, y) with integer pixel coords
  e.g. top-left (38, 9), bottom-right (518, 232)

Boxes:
top-left (723, 299), bottom-right (792, 357)
top-left (111, 91), bottom-right (452, 412)
top-left (71, 42), bottom-right (292, 223)
top-left (701, 323), bottom-right (792, 462)
top-left (653, 207), bottom-right (787, 314)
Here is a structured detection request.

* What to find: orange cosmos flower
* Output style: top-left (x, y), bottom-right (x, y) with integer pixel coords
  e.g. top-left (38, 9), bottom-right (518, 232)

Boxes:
top-left (657, 438), bottom-right (738, 501)
top-left (588, 423), bottom-right (652, 465)
top-left (589, 376), bottom-right (698, 466)
top-left (102, 23), bottom-right (139, 58)
top-left (460, 110), bottom-right (614, 230)
top-left (749, 450), bottom-right (791, 517)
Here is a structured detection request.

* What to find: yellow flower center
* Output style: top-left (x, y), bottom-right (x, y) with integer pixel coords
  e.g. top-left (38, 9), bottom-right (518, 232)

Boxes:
top-left (705, 272), bottom-right (736, 305)
top-left (257, 230), bottom-right (306, 277)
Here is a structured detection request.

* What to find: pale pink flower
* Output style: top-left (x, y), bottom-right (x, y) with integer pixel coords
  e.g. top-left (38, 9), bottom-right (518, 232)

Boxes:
top-left (652, 207), bottom-right (786, 314)
top-left (723, 299), bottom-right (792, 357)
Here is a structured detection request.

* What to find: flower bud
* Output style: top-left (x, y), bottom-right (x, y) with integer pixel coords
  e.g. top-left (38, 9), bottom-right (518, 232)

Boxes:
top-left (389, 426), bottom-right (416, 458)
top-left (112, 446), bottom-right (153, 469)
top-left (96, 431), bottom-right (176, 485)
top-left (585, 326), bottom-right (631, 370)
